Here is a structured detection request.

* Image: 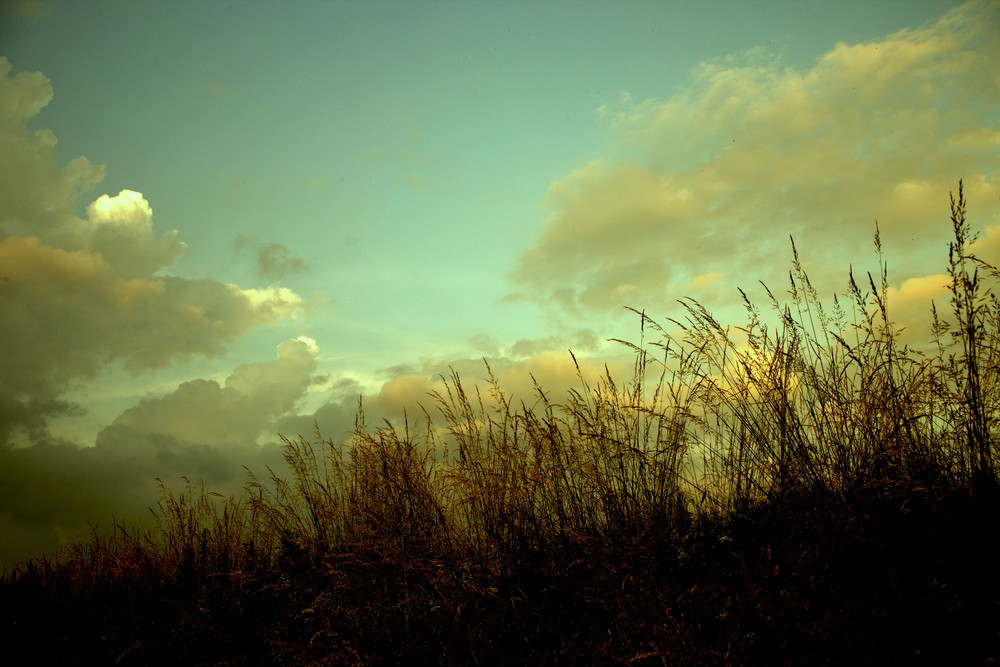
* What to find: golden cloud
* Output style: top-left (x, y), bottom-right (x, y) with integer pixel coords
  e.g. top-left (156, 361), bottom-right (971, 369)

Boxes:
top-left (513, 1), bottom-right (1000, 325)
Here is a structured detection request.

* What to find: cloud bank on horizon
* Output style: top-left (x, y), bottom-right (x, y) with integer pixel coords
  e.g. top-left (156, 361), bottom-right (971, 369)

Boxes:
top-left (1, 0), bottom-right (999, 568)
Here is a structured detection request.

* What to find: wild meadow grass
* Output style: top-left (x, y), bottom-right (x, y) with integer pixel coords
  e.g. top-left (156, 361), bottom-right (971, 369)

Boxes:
top-left (3, 182), bottom-right (1000, 664)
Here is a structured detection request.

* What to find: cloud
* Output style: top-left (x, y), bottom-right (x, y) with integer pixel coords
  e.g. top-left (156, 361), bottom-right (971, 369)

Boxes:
top-left (92, 339), bottom-right (321, 491)
top-left (0, 58), bottom-right (304, 440)
top-left (0, 57), bottom-right (306, 566)
top-left (0, 59), bottom-right (105, 242)
top-left (98, 337), bottom-right (319, 451)
top-left (83, 189), bottom-right (186, 277)
top-left (0, 338), bottom-right (319, 567)
top-left (511, 1), bottom-right (1000, 332)
top-left (233, 236), bottom-right (310, 281)
top-left (257, 242), bottom-right (309, 281)
top-left (884, 273), bottom-right (952, 341)
top-left (0, 313), bottom-right (621, 567)
top-left (0, 231), bottom-right (304, 407)
top-left (288, 337), bottom-right (630, 443)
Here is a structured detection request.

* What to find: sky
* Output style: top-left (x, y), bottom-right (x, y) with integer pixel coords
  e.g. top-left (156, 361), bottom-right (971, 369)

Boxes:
top-left (0, 0), bottom-right (997, 568)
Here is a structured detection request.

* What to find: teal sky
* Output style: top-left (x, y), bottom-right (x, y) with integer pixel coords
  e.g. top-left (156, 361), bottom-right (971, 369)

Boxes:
top-left (1, 0), bottom-right (997, 567)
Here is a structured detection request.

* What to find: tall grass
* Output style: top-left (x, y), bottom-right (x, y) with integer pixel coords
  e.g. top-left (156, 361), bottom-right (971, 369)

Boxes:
top-left (4, 182), bottom-right (1000, 664)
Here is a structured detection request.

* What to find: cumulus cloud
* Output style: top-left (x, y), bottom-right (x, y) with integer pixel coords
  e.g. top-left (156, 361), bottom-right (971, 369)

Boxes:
top-left (0, 59), bottom-right (104, 241)
top-left (0, 57), bottom-right (304, 446)
top-left (511, 1), bottom-right (1000, 333)
top-left (0, 57), bottom-right (306, 566)
top-left (0, 229), bottom-right (304, 417)
top-left (83, 189), bottom-right (186, 277)
top-left (98, 337), bottom-right (319, 451)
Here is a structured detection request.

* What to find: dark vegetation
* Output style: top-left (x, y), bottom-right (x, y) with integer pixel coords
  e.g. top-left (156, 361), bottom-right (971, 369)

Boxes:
top-left (4, 183), bottom-right (1000, 664)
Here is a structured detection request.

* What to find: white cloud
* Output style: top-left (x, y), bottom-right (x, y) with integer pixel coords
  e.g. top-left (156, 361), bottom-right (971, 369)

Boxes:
top-left (84, 189), bottom-right (186, 277)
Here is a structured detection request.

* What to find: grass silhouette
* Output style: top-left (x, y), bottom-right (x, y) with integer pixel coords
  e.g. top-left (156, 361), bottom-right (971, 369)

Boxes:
top-left (3, 182), bottom-right (1000, 665)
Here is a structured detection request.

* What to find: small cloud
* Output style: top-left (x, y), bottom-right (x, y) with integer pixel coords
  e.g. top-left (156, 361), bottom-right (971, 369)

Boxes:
top-left (690, 271), bottom-right (724, 290)
top-left (499, 329), bottom-right (602, 360)
top-left (500, 291), bottom-right (529, 304)
top-left (233, 236), bottom-right (310, 281)
top-left (469, 333), bottom-right (501, 356)
top-left (257, 243), bottom-right (309, 281)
